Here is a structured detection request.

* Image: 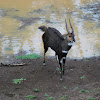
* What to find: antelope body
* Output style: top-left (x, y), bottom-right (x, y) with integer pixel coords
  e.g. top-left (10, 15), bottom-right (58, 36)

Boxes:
top-left (38, 19), bottom-right (75, 80)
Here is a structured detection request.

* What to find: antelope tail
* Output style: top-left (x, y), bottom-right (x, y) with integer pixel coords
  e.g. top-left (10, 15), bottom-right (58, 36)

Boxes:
top-left (38, 26), bottom-right (47, 32)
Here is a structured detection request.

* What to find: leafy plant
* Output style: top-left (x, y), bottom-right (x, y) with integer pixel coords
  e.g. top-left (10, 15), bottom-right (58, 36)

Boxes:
top-left (25, 95), bottom-right (36, 100)
top-left (15, 9), bottom-right (19, 11)
top-left (61, 95), bottom-right (68, 100)
top-left (44, 93), bottom-right (55, 100)
top-left (16, 54), bottom-right (41, 59)
top-left (12, 78), bottom-right (26, 84)
top-left (44, 93), bottom-right (49, 97)
top-left (63, 86), bottom-right (67, 90)
top-left (46, 96), bottom-right (54, 100)
top-left (73, 86), bottom-right (78, 91)
top-left (97, 88), bottom-right (100, 93)
top-left (97, 88), bottom-right (100, 91)
top-left (88, 97), bottom-right (96, 100)
top-left (79, 89), bottom-right (89, 93)
top-left (84, 59), bottom-right (89, 62)
top-left (80, 76), bottom-right (85, 79)
top-left (33, 89), bottom-right (39, 92)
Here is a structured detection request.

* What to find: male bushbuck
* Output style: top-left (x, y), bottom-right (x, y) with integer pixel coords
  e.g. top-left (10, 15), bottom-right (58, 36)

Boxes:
top-left (38, 19), bottom-right (75, 80)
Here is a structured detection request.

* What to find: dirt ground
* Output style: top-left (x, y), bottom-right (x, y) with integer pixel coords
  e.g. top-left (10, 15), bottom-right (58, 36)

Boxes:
top-left (0, 56), bottom-right (100, 100)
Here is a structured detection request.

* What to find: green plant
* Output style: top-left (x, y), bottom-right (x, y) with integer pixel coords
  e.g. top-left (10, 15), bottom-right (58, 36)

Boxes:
top-left (97, 88), bottom-right (100, 93)
top-left (84, 60), bottom-right (89, 62)
top-left (73, 86), bottom-right (78, 91)
top-left (15, 10), bottom-right (19, 11)
top-left (61, 95), bottom-right (68, 100)
top-left (63, 86), bottom-right (67, 90)
top-left (44, 93), bottom-right (55, 100)
top-left (79, 89), bottom-right (89, 93)
top-left (12, 78), bottom-right (26, 84)
top-left (16, 54), bottom-right (41, 59)
top-left (88, 97), bottom-right (96, 100)
top-left (25, 95), bottom-right (36, 100)
top-left (80, 76), bottom-right (85, 79)
top-left (46, 96), bottom-right (54, 100)
top-left (33, 89), bottom-right (39, 92)
top-left (44, 93), bottom-right (49, 97)
top-left (97, 88), bottom-right (100, 91)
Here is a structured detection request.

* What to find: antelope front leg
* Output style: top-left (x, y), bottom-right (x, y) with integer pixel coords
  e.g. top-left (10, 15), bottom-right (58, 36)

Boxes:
top-left (59, 58), bottom-right (63, 81)
top-left (62, 57), bottom-right (66, 75)
top-left (54, 54), bottom-right (61, 74)
top-left (43, 47), bottom-right (48, 66)
top-left (43, 50), bottom-right (46, 66)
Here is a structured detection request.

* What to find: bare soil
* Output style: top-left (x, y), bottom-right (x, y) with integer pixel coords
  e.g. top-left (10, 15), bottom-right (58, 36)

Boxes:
top-left (0, 56), bottom-right (100, 100)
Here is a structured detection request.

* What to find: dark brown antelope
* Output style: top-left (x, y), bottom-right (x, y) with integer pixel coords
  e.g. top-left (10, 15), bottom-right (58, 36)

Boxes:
top-left (38, 19), bottom-right (75, 80)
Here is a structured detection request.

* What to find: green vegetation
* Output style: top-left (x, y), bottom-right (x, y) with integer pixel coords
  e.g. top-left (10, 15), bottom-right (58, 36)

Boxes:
top-left (46, 96), bottom-right (54, 100)
top-left (15, 9), bottom-right (19, 11)
top-left (84, 59), bottom-right (89, 62)
top-left (80, 75), bottom-right (85, 79)
top-left (12, 78), bottom-right (26, 84)
top-left (44, 93), bottom-right (55, 100)
top-left (61, 95), bottom-right (68, 100)
top-left (97, 88), bottom-right (100, 93)
top-left (25, 95), bottom-right (37, 100)
top-left (44, 93), bottom-right (49, 97)
top-left (88, 97), bottom-right (96, 100)
top-left (63, 86), bottom-right (67, 90)
top-left (33, 89), bottom-right (39, 92)
top-left (97, 88), bottom-right (100, 91)
top-left (79, 89), bottom-right (89, 93)
top-left (16, 54), bottom-right (41, 59)
top-left (73, 86), bottom-right (78, 91)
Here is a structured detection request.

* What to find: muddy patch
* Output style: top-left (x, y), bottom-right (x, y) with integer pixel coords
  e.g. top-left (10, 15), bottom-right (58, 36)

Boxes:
top-left (0, 57), bottom-right (100, 100)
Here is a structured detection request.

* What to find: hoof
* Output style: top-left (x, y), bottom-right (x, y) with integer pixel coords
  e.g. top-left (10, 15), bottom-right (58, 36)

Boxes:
top-left (43, 63), bottom-right (46, 66)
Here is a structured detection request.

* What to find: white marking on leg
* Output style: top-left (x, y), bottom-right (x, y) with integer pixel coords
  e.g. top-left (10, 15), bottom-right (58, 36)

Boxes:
top-left (60, 59), bottom-right (62, 63)
top-left (43, 63), bottom-right (46, 66)
top-left (60, 78), bottom-right (63, 81)
top-left (62, 50), bottom-right (68, 53)
top-left (56, 55), bottom-right (58, 61)
top-left (63, 57), bottom-right (66, 59)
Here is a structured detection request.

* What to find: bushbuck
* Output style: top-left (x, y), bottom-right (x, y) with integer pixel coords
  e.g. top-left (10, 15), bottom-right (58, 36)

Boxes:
top-left (38, 19), bottom-right (75, 80)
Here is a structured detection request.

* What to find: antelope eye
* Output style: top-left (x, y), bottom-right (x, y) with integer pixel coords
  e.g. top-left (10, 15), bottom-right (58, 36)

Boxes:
top-left (69, 36), bottom-right (71, 37)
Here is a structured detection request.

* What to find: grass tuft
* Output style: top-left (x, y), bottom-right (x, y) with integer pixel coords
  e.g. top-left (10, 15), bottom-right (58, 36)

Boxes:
top-left (25, 95), bottom-right (37, 100)
top-left (33, 89), bottom-right (39, 92)
top-left (16, 54), bottom-right (41, 59)
top-left (79, 89), bottom-right (89, 93)
top-left (12, 78), bottom-right (26, 84)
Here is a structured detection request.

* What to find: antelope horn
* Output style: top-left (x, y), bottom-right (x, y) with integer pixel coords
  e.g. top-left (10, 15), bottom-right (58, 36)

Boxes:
top-left (65, 19), bottom-right (70, 34)
top-left (69, 19), bottom-right (74, 33)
